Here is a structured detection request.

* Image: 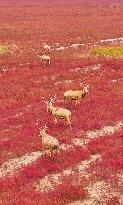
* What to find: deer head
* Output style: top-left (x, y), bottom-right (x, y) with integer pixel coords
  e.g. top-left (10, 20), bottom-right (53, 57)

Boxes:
top-left (39, 125), bottom-right (47, 136)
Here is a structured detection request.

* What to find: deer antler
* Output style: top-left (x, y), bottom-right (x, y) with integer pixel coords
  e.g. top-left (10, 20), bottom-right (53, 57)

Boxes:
top-left (44, 126), bottom-right (47, 131)
top-left (49, 95), bottom-right (56, 102)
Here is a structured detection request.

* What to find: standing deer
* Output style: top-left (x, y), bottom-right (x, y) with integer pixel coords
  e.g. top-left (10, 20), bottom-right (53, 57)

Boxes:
top-left (46, 99), bottom-right (72, 128)
top-left (64, 85), bottom-right (89, 104)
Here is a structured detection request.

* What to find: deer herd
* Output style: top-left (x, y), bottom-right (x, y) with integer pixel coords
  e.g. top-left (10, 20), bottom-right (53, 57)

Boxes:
top-left (37, 42), bottom-right (51, 66)
top-left (38, 42), bottom-right (89, 155)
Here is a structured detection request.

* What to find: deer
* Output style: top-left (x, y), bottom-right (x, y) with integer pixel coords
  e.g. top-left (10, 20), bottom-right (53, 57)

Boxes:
top-left (64, 84), bottom-right (89, 104)
top-left (46, 98), bottom-right (72, 128)
top-left (39, 125), bottom-right (59, 155)
top-left (38, 53), bottom-right (50, 66)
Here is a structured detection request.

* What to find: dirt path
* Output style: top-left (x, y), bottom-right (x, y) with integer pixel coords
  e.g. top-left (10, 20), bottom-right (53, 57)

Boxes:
top-left (35, 154), bottom-right (100, 192)
top-left (68, 179), bottom-right (123, 205)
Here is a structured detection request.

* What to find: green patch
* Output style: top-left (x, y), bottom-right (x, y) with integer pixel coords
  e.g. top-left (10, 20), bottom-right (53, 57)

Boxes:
top-left (0, 45), bottom-right (9, 54)
top-left (91, 46), bottom-right (123, 58)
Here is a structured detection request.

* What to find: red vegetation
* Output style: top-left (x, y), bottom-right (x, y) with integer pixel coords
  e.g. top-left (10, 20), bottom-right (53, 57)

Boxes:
top-left (87, 129), bottom-right (123, 154)
top-left (0, 182), bottom-right (87, 205)
top-left (0, 3), bottom-right (123, 204)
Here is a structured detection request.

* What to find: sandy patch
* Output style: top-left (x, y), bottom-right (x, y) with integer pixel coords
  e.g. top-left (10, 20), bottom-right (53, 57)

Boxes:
top-left (55, 46), bottom-right (66, 51)
top-left (70, 43), bottom-right (85, 48)
top-left (72, 121), bottom-right (123, 148)
top-left (86, 121), bottom-right (123, 138)
top-left (112, 78), bottom-right (123, 83)
top-left (100, 37), bottom-right (123, 43)
top-left (74, 64), bottom-right (101, 73)
top-left (0, 151), bottom-right (44, 178)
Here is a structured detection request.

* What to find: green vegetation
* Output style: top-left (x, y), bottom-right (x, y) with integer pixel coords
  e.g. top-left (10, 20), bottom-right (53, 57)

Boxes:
top-left (91, 46), bottom-right (123, 58)
top-left (0, 45), bottom-right (9, 54)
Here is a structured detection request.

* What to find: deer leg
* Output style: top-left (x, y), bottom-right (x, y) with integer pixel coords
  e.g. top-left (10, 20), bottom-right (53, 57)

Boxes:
top-left (67, 117), bottom-right (72, 129)
top-left (54, 117), bottom-right (57, 124)
top-left (78, 98), bottom-right (81, 104)
top-left (44, 60), bottom-right (46, 66)
top-left (48, 58), bottom-right (50, 65)
top-left (75, 99), bottom-right (78, 105)
top-left (45, 59), bottom-right (49, 66)
top-left (42, 59), bottom-right (45, 67)
top-left (50, 149), bottom-right (53, 157)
